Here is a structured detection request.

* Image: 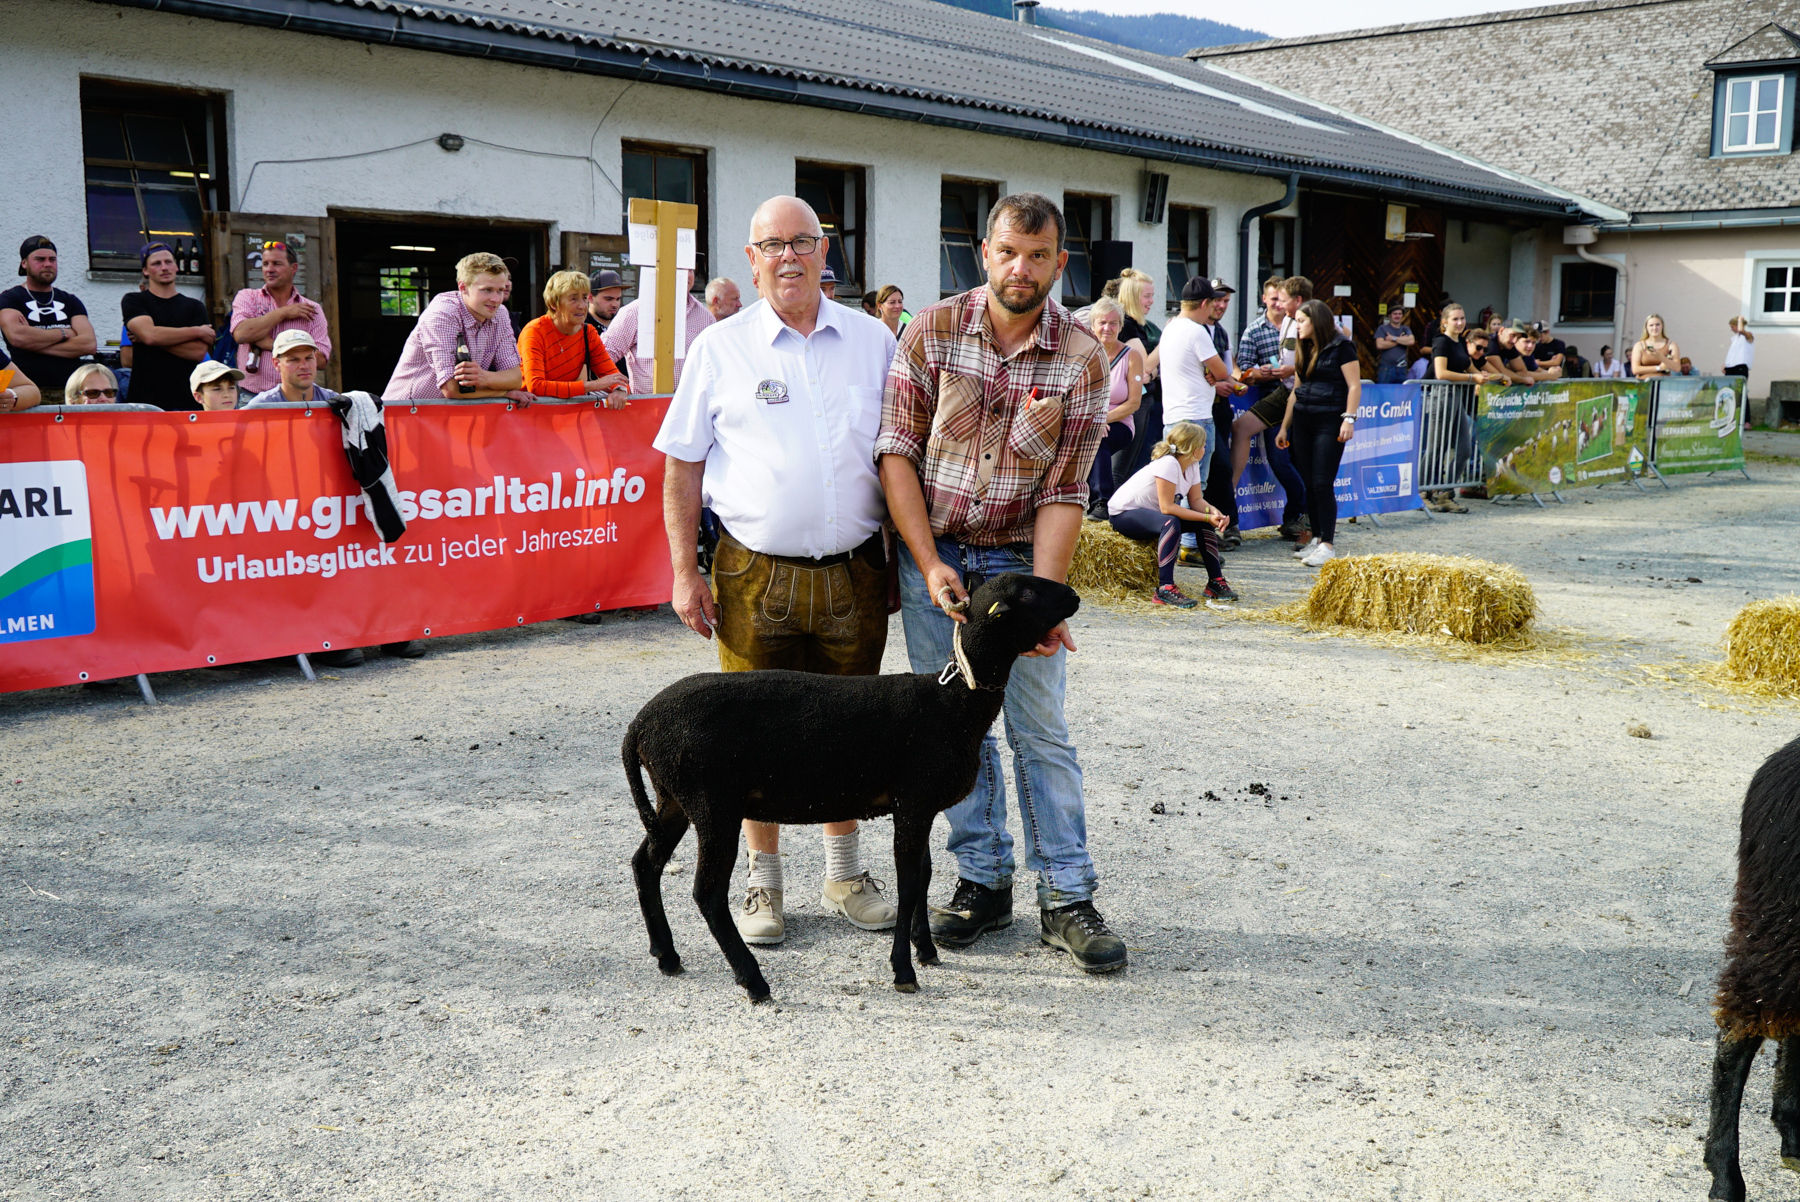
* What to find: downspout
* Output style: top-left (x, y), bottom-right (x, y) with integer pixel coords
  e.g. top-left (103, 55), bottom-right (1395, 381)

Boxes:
top-left (1567, 225), bottom-right (1625, 368)
top-left (1238, 172), bottom-right (1299, 315)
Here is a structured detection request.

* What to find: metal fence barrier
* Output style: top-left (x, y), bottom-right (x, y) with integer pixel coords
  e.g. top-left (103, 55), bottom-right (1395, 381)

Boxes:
top-left (1416, 381), bottom-right (1482, 494)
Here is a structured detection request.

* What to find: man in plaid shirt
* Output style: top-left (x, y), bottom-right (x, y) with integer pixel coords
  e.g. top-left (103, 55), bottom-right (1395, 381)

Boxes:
top-left (876, 192), bottom-right (1125, 974)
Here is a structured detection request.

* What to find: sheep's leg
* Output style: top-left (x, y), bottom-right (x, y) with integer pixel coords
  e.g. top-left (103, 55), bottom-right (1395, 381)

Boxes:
top-left (1775, 1037), bottom-right (1800, 1170)
top-left (632, 801), bottom-right (690, 976)
top-left (1705, 1032), bottom-right (1763, 1202)
top-left (690, 818), bottom-right (771, 1003)
top-left (890, 811), bottom-right (936, 992)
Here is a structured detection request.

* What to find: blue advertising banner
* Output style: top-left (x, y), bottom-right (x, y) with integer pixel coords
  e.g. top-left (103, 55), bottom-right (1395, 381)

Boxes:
top-left (1230, 382), bottom-right (1423, 529)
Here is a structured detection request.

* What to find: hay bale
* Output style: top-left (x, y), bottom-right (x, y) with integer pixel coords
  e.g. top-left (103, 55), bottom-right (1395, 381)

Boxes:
top-left (1067, 521), bottom-right (1158, 601)
top-left (1724, 597), bottom-right (1800, 695)
top-left (1305, 553), bottom-right (1536, 644)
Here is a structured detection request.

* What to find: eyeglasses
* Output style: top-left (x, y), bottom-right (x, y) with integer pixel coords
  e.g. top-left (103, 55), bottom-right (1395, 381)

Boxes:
top-left (79, 388), bottom-right (119, 399)
top-left (751, 235), bottom-right (821, 258)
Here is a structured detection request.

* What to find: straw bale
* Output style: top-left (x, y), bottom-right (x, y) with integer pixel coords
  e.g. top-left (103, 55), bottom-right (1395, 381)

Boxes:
top-left (1723, 597), bottom-right (1800, 697)
top-left (1303, 553), bottom-right (1537, 645)
top-left (1067, 522), bottom-right (1159, 604)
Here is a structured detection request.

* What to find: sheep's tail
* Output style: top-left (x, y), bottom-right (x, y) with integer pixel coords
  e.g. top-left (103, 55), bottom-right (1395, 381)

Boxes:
top-left (622, 724), bottom-right (657, 832)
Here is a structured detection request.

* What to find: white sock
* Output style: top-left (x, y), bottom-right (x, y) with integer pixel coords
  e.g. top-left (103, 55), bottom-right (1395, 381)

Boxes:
top-left (746, 849), bottom-right (783, 891)
top-left (823, 830), bottom-right (864, 883)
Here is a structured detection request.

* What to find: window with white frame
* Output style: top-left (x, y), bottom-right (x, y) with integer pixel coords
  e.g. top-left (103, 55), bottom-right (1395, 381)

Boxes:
top-left (1757, 261), bottom-right (1800, 318)
top-left (1722, 74), bottom-right (1785, 152)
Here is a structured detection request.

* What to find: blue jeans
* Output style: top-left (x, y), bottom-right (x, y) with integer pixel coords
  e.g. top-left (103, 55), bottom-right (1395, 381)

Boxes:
top-left (1163, 419), bottom-right (1213, 548)
top-left (898, 538), bottom-right (1098, 908)
top-left (1377, 363), bottom-right (1410, 385)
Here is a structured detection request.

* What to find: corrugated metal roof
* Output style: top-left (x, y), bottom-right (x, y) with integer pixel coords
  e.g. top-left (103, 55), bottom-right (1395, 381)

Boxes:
top-left (142, 0), bottom-right (1588, 214)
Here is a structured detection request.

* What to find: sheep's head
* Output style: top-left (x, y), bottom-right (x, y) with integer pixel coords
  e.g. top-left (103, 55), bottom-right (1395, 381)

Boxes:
top-left (964, 573), bottom-right (1080, 658)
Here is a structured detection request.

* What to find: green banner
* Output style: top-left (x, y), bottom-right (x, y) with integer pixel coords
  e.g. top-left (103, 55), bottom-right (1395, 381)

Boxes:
top-left (1650, 376), bottom-right (1745, 476)
top-left (1477, 380), bottom-right (1648, 495)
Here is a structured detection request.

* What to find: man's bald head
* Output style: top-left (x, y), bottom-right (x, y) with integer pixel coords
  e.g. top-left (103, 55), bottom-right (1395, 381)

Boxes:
top-left (748, 195), bottom-right (823, 243)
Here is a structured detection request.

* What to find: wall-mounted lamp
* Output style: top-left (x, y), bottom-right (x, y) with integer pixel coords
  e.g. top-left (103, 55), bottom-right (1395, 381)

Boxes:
top-left (437, 133), bottom-right (465, 153)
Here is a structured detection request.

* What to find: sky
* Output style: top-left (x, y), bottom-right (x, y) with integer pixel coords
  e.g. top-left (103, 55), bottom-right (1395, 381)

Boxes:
top-left (1038, 0), bottom-right (1555, 40)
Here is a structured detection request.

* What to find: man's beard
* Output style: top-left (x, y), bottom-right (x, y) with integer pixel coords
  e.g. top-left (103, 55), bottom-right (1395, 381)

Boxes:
top-left (990, 276), bottom-right (1050, 315)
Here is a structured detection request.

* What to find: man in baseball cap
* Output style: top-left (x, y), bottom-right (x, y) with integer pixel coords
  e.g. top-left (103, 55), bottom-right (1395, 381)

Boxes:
top-left (586, 269), bottom-right (624, 335)
top-left (244, 329), bottom-right (329, 407)
top-left (188, 359), bottom-right (245, 411)
top-left (1, 235), bottom-right (98, 396)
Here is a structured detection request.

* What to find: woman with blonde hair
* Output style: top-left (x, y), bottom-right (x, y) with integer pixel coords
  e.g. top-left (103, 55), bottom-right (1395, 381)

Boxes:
top-left (1630, 313), bottom-right (1680, 379)
top-left (63, 363), bottom-right (119, 405)
top-left (1107, 420), bottom-right (1233, 609)
top-left (517, 270), bottom-right (630, 405)
top-left (1084, 296), bottom-right (1143, 516)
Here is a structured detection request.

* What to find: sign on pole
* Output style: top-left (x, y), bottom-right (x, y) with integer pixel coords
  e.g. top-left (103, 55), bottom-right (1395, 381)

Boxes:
top-left (626, 198), bottom-right (699, 394)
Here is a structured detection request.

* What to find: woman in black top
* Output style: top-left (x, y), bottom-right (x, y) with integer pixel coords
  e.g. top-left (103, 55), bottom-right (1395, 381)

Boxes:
top-left (1276, 299), bottom-right (1360, 567)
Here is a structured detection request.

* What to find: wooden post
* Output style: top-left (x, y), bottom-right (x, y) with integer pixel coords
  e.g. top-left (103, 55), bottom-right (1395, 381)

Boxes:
top-left (627, 197), bottom-right (699, 395)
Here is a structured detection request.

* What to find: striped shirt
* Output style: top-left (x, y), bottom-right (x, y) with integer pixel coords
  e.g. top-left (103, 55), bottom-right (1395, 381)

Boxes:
top-left (517, 315), bottom-right (620, 398)
top-left (876, 287), bottom-right (1107, 548)
top-left (229, 285), bottom-right (332, 394)
top-left (601, 294), bottom-right (714, 395)
top-left (383, 291), bottom-right (520, 401)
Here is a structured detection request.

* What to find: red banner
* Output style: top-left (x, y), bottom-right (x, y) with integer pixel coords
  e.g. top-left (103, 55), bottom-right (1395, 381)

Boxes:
top-left (0, 399), bottom-right (671, 693)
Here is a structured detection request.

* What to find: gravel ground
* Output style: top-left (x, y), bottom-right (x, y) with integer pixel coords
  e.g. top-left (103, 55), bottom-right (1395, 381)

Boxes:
top-left (5, 456), bottom-right (1799, 1202)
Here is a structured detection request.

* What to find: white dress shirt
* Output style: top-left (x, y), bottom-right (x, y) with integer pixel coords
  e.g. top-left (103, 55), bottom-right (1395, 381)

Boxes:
top-left (654, 297), bottom-right (897, 559)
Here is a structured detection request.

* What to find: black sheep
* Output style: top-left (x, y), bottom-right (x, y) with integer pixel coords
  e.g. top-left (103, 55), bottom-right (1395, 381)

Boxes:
top-left (621, 572), bottom-right (1080, 1002)
top-left (1706, 732), bottom-right (1800, 1201)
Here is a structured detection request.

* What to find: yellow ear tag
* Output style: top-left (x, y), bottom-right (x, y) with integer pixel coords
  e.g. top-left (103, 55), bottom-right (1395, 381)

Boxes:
top-left (988, 602), bottom-right (1001, 615)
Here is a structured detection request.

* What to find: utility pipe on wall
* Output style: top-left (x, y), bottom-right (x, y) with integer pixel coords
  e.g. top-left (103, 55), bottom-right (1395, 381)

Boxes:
top-left (1238, 173), bottom-right (1299, 319)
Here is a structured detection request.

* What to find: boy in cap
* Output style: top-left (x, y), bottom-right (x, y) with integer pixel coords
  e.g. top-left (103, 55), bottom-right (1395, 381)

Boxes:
top-left (189, 360), bottom-right (246, 411)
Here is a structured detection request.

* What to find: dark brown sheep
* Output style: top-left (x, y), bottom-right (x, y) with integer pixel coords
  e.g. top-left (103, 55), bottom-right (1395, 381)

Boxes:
top-left (621, 572), bottom-right (1080, 1003)
top-left (1705, 732), bottom-right (1800, 1201)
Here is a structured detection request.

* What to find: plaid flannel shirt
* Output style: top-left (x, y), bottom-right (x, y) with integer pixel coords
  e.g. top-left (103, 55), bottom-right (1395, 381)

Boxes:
top-left (1240, 314), bottom-right (1281, 370)
top-left (876, 287), bottom-right (1108, 548)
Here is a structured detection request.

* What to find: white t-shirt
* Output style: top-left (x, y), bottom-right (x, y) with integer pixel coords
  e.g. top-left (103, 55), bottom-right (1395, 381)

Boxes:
top-left (1159, 316), bottom-right (1223, 425)
top-left (1593, 356), bottom-right (1627, 379)
top-left (1726, 333), bottom-right (1755, 370)
top-left (1278, 314), bottom-right (1299, 369)
top-left (1108, 454), bottom-right (1207, 517)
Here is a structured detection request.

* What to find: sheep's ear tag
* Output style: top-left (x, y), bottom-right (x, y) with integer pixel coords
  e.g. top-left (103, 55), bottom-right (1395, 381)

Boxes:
top-left (988, 600), bottom-right (1007, 616)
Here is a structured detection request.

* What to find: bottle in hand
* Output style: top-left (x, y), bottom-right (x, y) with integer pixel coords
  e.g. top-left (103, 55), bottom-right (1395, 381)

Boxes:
top-left (455, 339), bottom-right (475, 394)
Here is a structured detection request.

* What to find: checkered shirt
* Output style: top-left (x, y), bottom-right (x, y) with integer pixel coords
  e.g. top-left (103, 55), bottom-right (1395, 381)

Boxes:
top-left (1240, 314), bottom-right (1281, 370)
top-left (876, 287), bottom-right (1108, 548)
top-left (383, 290), bottom-right (521, 401)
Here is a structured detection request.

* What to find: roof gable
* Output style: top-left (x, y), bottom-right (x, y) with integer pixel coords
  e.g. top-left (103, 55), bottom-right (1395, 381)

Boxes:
top-left (1706, 22), bottom-right (1800, 68)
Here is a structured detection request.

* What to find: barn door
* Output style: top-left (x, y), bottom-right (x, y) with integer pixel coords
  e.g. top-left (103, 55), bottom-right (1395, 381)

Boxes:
top-left (204, 212), bottom-right (341, 389)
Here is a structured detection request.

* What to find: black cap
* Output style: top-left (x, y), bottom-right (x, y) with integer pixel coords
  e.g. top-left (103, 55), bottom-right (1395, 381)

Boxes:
top-left (589, 269), bottom-right (624, 292)
top-left (820, 266), bottom-right (837, 283)
top-left (1207, 277), bottom-right (1235, 294)
top-left (18, 235), bottom-right (54, 274)
top-left (1180, 277), bottom-right (1217, 303)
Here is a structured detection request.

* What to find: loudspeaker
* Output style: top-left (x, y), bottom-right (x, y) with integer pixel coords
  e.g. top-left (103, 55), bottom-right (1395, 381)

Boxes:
top-left (1139, 172), bottom-right (1169, 225)
top-left (1090, 240), bottom-right (1133, 290)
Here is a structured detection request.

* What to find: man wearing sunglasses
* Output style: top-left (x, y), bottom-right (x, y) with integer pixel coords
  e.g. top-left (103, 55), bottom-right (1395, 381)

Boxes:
top-left (229, 240), bottom-right (331, 396)
top-left (655, 194), bottom-right (900, 946)
top-left (1, 236), bottom-right (97, 398)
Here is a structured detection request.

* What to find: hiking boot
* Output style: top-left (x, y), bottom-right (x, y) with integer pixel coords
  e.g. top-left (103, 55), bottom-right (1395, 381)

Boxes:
top-left (1176, 546), bottom-right (1206, 566)
top-left (1220, 524), bottom-right (1243, 550)
top-left (382, 640), bottom-right (427, 658)
top-left (1204, 577), bottom-right (1238, 604)
top-left (734, 886), bottom-right (785, 946)
top-left (1278, 518), bottom-right (1309, 540)
top-left (1153, 584), bottom-right (1198, 609)
top-left (822, 872), bottom-right (897, 931)
top-left (1425, 490), bottom-right (1469, 514)
top-left (313, 648), bottom-right (364, 668)
top-left (928, 878), bottom-right (1013, 947)
top-left (1040, 900), bottom-right (1127, 973)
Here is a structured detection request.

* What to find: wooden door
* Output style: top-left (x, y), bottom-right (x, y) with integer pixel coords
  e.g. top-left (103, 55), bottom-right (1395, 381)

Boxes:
top-left (205, 212), bottom-right (341, 389)
top-left (1300, 195), bottom-right (1445, 377)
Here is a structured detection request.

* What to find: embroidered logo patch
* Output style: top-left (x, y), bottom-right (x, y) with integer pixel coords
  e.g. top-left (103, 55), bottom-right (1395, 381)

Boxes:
top-left (755, 379), bottom-right (790, 404)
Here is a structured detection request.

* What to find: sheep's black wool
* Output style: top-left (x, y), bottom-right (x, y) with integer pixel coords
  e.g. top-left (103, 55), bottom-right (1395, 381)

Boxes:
top-left (1705, 733), bottom-right (1800, 1201)
top-left (621, 572), bottom-right (1080, 1002)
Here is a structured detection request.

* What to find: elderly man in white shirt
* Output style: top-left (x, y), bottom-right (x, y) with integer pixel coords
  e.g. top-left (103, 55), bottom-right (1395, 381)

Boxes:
top-left (655, 194), bottom-right (899, 947)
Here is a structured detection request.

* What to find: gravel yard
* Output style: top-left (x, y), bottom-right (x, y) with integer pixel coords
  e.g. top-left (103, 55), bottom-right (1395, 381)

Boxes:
top-left (5, 452), bottom-right (1799, 1201)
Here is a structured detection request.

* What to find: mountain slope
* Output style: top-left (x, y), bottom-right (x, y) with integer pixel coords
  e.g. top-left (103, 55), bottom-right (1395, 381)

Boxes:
top-left (929, 0), bottom-right (1265, 55)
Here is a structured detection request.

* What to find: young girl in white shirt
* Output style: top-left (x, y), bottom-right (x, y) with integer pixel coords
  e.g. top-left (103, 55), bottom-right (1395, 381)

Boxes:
top-left (1107, 420), bottom-right (1232, 609)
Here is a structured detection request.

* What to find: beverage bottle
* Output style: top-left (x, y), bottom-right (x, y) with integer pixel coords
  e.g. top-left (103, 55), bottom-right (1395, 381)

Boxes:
top-left (455, 340), bottom-right (475, 394)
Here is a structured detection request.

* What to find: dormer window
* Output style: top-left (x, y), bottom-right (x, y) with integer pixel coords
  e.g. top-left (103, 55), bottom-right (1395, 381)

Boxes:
top-left (1706, 22), bottom-right (1799, 157)
top-left (1723, 75), bottom-right (1785, 152)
